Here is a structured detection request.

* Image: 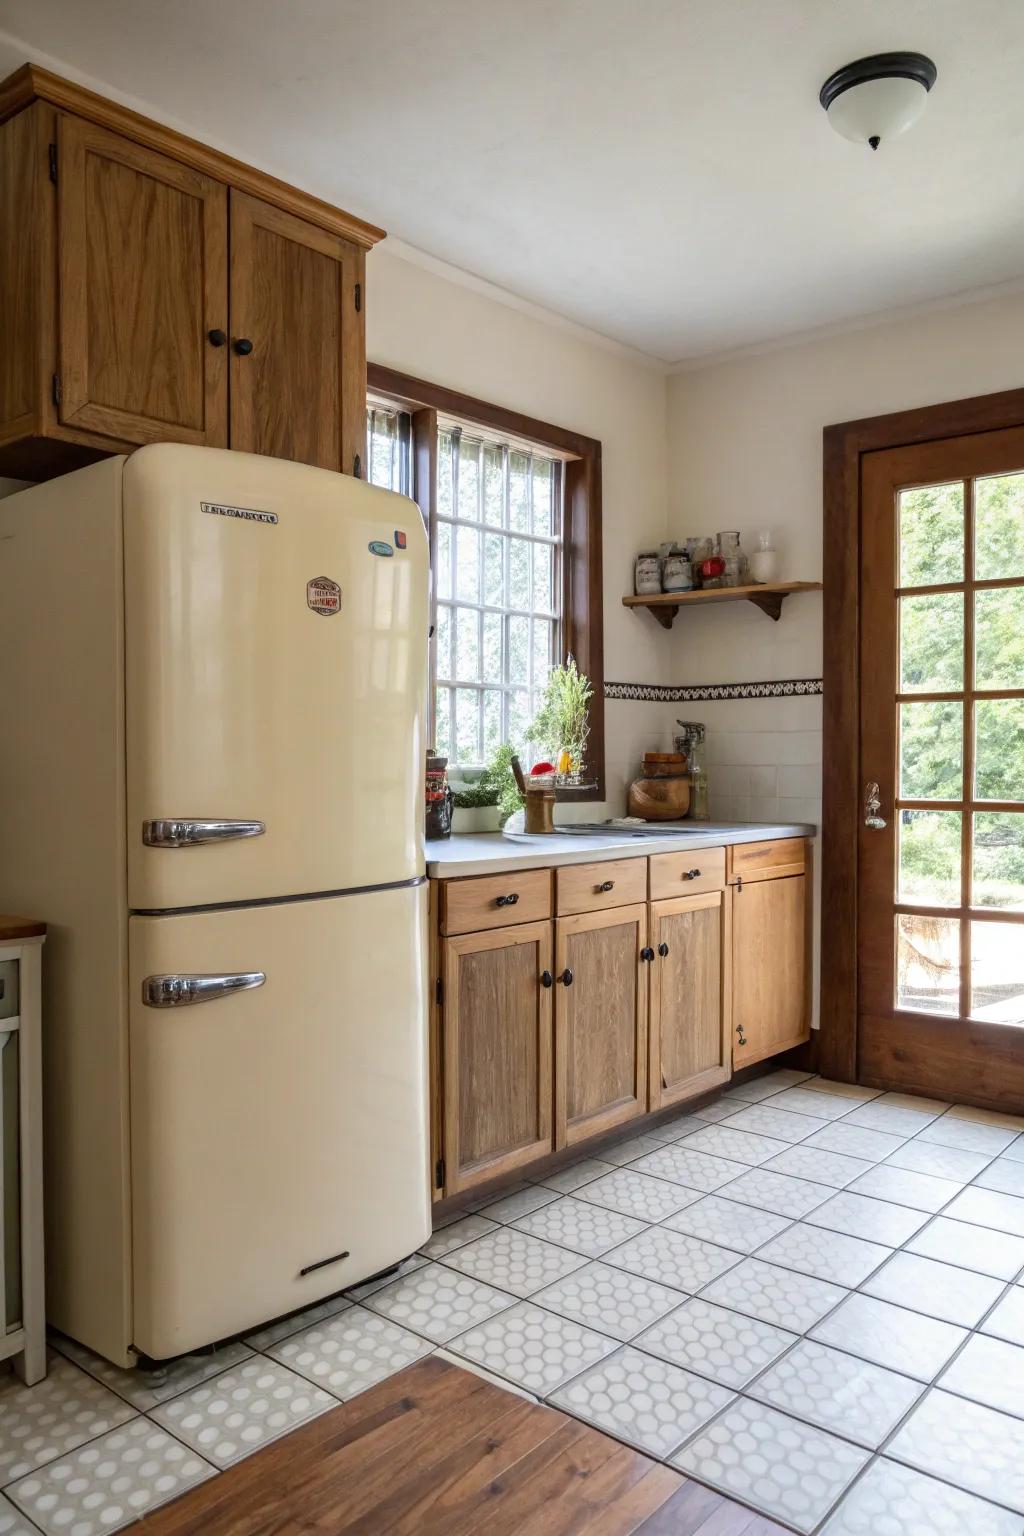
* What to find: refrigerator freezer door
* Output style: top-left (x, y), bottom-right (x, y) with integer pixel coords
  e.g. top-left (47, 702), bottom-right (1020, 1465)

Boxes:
top-left (123, 445), bottom-right (428, 911)
top-left (129, 883), bottom-right (429, 1360)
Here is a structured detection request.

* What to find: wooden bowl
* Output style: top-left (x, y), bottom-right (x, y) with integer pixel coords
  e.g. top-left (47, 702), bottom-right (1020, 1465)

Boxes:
top-left (627, 776), bottom-right (691, 820)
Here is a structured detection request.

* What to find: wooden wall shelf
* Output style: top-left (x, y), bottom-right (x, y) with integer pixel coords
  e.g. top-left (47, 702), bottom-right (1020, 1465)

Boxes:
top-left (623, 581), bottom-right (822, 629)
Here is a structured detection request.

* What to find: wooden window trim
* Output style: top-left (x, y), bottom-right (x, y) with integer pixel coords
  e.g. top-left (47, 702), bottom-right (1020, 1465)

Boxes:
top-left (368, 364), bottom-right (605, 801)
top-left (819, 384), bottom-right (1024, 1083)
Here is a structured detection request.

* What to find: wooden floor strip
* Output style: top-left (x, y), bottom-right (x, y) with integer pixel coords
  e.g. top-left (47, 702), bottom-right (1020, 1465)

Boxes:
top-left (135, 1357), bottom-right (789, 1536)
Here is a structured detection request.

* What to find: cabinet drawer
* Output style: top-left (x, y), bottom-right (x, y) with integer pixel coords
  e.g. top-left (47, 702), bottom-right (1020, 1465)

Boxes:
top-left (728, 838), bottom-right (807, 884)
top-left (556, 858), bottom-right (647, 915)
top-left (439, 868), bottom-right (552, 935)
top-left (648, 847), bottom-right (726, 901)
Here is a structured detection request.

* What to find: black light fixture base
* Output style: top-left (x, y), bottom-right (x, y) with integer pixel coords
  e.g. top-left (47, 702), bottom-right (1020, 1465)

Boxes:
top-left (819, 52), bottom-right (938, 111)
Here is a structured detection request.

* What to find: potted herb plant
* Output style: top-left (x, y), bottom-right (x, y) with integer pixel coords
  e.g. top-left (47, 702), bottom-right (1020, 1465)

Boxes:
top-left (527, 655), bottom-right (593, 785)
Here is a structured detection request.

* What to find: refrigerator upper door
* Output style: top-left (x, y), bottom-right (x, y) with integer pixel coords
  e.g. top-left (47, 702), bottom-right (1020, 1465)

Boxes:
top-left (123, 445), bottom-right (428, 911)
top-left (129, 883), bottom-right (429, 1360)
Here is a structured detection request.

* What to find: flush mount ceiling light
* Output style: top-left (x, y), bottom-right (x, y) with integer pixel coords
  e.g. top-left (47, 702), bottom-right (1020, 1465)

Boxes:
top-left (820, 52), bottom-right (937, 150)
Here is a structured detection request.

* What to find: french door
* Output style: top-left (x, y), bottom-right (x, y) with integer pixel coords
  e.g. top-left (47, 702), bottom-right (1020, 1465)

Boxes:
top-left (858, 426), bottom-right (1024, 1105)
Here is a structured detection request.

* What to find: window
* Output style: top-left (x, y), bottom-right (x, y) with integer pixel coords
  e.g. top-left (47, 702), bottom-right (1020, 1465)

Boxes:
top-left (364, 366), bottom-right (605, 796)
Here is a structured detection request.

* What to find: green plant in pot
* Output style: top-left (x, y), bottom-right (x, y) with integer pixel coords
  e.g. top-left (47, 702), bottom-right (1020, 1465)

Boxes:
top-left (527, 655), bottom-right (593, 784)
top-left (451, 742), bottom-right (524, 828)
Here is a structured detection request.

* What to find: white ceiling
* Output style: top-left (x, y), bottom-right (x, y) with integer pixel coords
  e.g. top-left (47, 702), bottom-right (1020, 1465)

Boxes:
top-left (2, 0), bottom-right (1023, 364)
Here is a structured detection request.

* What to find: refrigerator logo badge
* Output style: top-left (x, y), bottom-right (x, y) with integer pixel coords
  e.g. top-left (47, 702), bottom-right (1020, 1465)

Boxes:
top-left (368, 540), bottom-right (394, 558)
top-left (201, 501), bottom-right (278, 525)
top-left (307, 576), bottom-right (342, 617)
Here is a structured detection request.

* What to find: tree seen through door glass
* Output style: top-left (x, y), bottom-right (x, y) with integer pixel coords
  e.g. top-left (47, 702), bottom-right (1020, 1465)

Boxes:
top-left (975, 587), bottom-right (1024, 689)
top-left (899, 701), bottom-right (962, 800)
top-left (898, 810), bottom-right (960, 906)
top-left (897, 913), bottom-right (960, 1016)
top-left (975, 699), bottom-right (1024, 802)
top-left (899, 592), bottom-right (963, 692)
top-left (898, 482), bottom-right (964, 587)
top-left (975, 470), bottom-right (1024, 581)
top-left (973, 812), bottom-right (1024, 910)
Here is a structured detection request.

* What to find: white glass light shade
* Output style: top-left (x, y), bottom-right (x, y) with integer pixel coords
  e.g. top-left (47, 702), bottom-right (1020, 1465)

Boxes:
top-left (826, 75), bottom-right (930, 149)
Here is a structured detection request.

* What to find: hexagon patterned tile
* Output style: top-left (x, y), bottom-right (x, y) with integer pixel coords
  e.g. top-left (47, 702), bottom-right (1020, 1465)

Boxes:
top-left (802, 1191), bottom-right (930, 1247)
top-left (884, 1139), bottom-right (992, 1182)
top-left (511, 1196), bottom-right (648, 1256)
top-left (243, 1293), bottom-right (354, 1351)
top-left (151, 1358), bottom-right (335, 1467)
top-left (698, 1257), bottom-right (848, 1333)
top-left (604, 1225), bottom-right (741, 1292)
top-left (755, 1221), bottom-right (891, 1287)
top-left (715, 1168), bottom-right (834, 1220)
top-left (538, 1158), bottom-right (617, 1193)
top-left (362, 1261), bottom-right (515, 1343)
top-left (476, 1186), bottom-right (560, 1223)
top-left (811, 1293), bottom-right (967, 1381)
top-left (441, 1226), bottom-right (587, 1296)
top-left (939, 1332), bottom-right (1024, 1419)
top-left (629, 1145), bottom-right (748, 1192)
top-left (847, 1164), bottom-right (963, 1213)
top-left (549, 1345), bottom-right (734, 1458)
top-left (821, 1458), bottom-right (1022, 1536)
top-left (532, 1261), bottom-right (686, 1341)
top-left (719, 1104), bottom-right (828, 1142)
top-left (862, 1251), bottom-right (1005, 1328)
top-left (49, 1336), bottom-right (254, 1412)
top-left (660, 1193), bottom-right (792, 1253)
top-left (763, 1145), bottom-right (874, 1190)
top-left (449, 1301), bottom-right (616, 1396)
top-left (748, 1337), bottom-right (923, 1448)
top-left (0, 1493), bottom-right (37, 1536)
top-left (636, 1297), bottom-right (796, 1388)
top-left (268, 1306), bottom-right (432, 1399)
top-left (418, 1213), bottom-right (500, 1258)
top-left (575, 1167), bottom-right (700, 1222)
top-left (672, 1396), bottom-right (869, 1533)
top-left (677, 1126), bottom-right (791, 1166)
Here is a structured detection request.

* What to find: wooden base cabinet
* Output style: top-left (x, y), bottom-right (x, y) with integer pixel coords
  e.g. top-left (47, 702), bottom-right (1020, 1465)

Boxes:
top-left (440, 921), bottom-right (553, 1194)
top-left (732, 874), bottom-right (809, 1068)
top-left (554, 906), bottom-right (648, 1148)
top-left (649, 891), bottom-right (731, 1110)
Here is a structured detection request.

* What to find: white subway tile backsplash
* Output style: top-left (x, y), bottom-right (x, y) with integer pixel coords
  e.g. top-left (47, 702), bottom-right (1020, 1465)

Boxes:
top-left (749, 766), bottom-right (779, 798)
top-left (774, 732), bottom-right (823, 766)
top-left (778, 764), bottom-right (822, 798)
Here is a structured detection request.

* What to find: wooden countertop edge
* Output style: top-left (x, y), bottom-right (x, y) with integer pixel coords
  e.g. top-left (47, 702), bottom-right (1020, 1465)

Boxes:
top-left (0, 916), bottom-right (47, 941)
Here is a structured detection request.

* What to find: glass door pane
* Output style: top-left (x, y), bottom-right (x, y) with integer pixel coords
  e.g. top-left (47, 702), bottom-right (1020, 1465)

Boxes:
top-left (970, 922), bottom-right (1024, 1025)
top-left (897, 915), bottom-right (960, 1016)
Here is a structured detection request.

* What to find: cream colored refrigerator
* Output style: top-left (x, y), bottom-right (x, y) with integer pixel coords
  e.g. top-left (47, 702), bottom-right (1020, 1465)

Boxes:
top-left (0, 444), bottom-right (430, 1366)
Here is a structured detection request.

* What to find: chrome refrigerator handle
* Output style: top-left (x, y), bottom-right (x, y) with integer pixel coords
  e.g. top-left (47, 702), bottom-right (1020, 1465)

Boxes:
top-left (142, 973), bottom-right (266, 1008)
top-left (142, 819), bottom-right (266, 848)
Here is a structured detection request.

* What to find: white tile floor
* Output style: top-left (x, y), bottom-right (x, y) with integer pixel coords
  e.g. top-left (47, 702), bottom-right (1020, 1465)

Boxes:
top-left (2, 1069), bottom-right (1024, 1534)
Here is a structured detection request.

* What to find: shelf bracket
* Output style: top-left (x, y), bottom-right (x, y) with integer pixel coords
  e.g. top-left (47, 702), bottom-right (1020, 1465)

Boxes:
top-left (647, 605), bottom-right (676, 630)
top-left (747, 592), bottom-right (785, 621)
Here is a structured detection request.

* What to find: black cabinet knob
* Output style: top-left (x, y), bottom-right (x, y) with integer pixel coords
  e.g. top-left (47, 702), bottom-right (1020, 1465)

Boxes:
top-left (495, 893), bottom-right (519, 908)
top-left (540, 970), bottom-right (553, 989)
top-left (208, 328), bottom-right (227, 347)
top-left (658, 942), bottom-right (669, 957)
top-left (557, 968), bottom-right (573, 986)
top-left (597, 880), bottom-right (615, 893)
top-left (681, 868), bottom-right (702, 881)
top-left (641, 946), bottom-right (655, 962)
top-left (233, 337), bottom-right (254, 356)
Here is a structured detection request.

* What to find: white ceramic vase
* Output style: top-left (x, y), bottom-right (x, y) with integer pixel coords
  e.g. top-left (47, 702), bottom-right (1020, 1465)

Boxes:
top-left (749, 549), bottom-right (779, 584)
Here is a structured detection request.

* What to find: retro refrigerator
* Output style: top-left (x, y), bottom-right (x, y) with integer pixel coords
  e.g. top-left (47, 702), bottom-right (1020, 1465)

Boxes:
top-left (0, 444), bottom-right (431, 1366)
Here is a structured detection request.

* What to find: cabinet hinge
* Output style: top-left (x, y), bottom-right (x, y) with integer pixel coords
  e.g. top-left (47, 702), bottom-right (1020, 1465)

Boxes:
top-left (48, 142), bottom-right (57, 184)
top-left (51, 373), bottom-right (61, 407)
top-left (435, 977), bottom-right (443, 1006)
top-left (435, 1157), bottom-right (445, 1187)
top-left (735, 876), bottom-right (743, 893)
top-left (354, 282), bottom-right (362, 313)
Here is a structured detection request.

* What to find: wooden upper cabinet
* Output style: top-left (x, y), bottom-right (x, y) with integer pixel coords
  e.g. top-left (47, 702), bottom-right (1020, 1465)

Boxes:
top-left (649, 891), bottom-right (731, 1110)
top-left (732, 874), bottom-right (810, 1068)
top-left (229, 191), bottom-right (365, 475)
top-left (57, 115), bottom-right (228, 448)
top-left (441, 921), bottom-right (553, 1193)
top-left (555, 905), bottom-right (648, 1147)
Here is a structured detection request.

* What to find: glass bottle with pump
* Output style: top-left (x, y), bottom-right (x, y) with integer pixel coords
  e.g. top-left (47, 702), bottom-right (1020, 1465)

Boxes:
top-left (674, 721), bottom-right (709, 821)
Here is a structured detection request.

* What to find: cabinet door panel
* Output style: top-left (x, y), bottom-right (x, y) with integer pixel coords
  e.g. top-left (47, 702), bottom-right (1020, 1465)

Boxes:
top-left (650, 892), bottom-right (730, 1109)
top-left (733, 874), bottom-right (809, 1068)
top-left (442, 921), bottom-right (552, 1192)
top-left (229, 191), bottom-right (364, 474)
top-left (555, 905), bottom-right (647, 1146)
top-left (57, 114), bottom-right (228, 446)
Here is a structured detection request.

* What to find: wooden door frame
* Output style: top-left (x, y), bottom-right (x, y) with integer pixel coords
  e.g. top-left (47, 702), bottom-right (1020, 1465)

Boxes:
top-left (820, 384), bottom-right (1024, 1082)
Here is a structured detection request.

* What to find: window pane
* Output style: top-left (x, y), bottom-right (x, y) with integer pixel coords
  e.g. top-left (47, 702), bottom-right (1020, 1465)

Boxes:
top-left (434, 687), bottom-right (452, 755)
top-left (899, 482), bottom-right (964, 587)
top-left (437, 432), bottom-right (454, 519)
top-left (975, 699), bottom-right (1024, 803)
top-left (509, 453), bottom-right (530, 533)
top-left (457, 437), bottom-right (481, 522)
top-left (455, 524), bottom-right (479, 602)
top-left (532, 619), bottom-right (553, 689)
top-left (508, 538), bottom-right (531, 609)
top-left (483, 532), bottom-right (504, 607)
top-left (975, 470), bottom-right (1024, 581)
top-left (436, 522), bottom-right (452, 600)
top-left (533, 461), bottom-right (553, 536)
top-left (454, 689), bottom-right (480, 763)
top-left (533, 543), bottom-right (553, 614)
top-left (900, 701), bottom-right (962, 800)
top-left (973, 812), bottom-right (1024, 910)
top-left (898, 809), bottom-right (961, 907)
top-left (508, 688), bottom-right (531, 747)
top-left (899, 593), bottom-right (963, 692)
top-left (367, 408), bottom-right (397, 489)
top-left (970, 921), bottom-right (1024, 1025)
top-left (482, 612), bottom-right (503, 683)
top-left (482, 690), bottom-right (503, 757)
top-left (435, 604), bottom-right (452, 681)
top-left (975, 588), bottom-right (1024, 689)
top-left (483, 445), bottom-right (504, 527)
top-left (897, 914), bottom-right (960, 1015)
top-left (455, 607), bottom-right (479, 682)
top-left (508, 615), bottom-right (529, 685)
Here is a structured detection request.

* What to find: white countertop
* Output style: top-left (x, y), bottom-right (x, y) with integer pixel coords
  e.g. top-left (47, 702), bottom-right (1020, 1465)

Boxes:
top-left (426, 822), bottom-right (816, 877)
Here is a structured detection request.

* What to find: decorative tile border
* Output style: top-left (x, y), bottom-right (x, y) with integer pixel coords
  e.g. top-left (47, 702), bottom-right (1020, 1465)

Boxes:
top-left (604, 679), bottom-right (823, 703)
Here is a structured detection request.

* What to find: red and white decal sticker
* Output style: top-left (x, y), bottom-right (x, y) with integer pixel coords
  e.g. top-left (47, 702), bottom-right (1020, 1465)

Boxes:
top-left (307, 576), bottom-right (342, 617)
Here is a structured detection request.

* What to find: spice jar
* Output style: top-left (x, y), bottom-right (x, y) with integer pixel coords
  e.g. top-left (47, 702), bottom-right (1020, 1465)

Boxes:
top-left (425, 751), bottom-right (454, 838)
top-left (634, 551), bottom-right (662, 595)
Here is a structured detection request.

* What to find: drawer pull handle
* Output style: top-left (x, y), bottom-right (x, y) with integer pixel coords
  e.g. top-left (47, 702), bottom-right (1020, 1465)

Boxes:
top-left (641, 946), bottom-right (655, 962)
top-left (557, 968), bottom-right (573, 986)
top-left (658, 942), bottom-right (669, 957)
top-left (597, 880), bottom-right (615, 892)
top-left (540, 970), bottom-right (553, 988)
top-left (681, 868), bottom-right (702, 881)
top-left (495, 893), bottom-right (519, 908)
